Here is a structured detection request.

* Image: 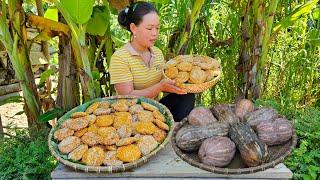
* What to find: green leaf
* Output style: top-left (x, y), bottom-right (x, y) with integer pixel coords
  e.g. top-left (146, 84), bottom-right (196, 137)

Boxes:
top-left (111, 35), bottom-right (126, 47)
top-left (87, 7), bottom-right (109, 36)
top-left (39, 69), bottom-right (55, 88)
top-left (92, 70), bottom-right (100, 80)
top-left (44, 7), bottom-right (58, 22)
top-left (0, 96), bottom-right (23, 106)
top-left (273, 0), bottom-right (318, 32)
top-left (148, 0), bottom-right (170, 3)
top-left (302, 174), bottom-right (313, 180)
top-left (307, 29), bottom-right (320, 47)
top-left (60, 0), bottom-right (95, 24)
top-left (94, 81), bottom-right (101, 97)
top-left (109, 6), bottom-right (119, 15)
top-left (38, 108), bottom-right (65, 122)
top-left (308, 165), bottom-right (320, 179)
top-left (312, 7), bottom-right (320, 19)
top-left (14, 111), bottom-right (25, 116)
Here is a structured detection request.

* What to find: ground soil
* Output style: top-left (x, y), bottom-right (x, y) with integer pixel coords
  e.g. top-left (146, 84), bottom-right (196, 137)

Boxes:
top-left (0, 102), bottom-right (28, 128)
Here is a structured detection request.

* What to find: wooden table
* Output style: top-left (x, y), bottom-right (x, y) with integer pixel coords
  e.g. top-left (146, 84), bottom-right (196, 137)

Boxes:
top-left (51, 143), bottom-right (293, 180)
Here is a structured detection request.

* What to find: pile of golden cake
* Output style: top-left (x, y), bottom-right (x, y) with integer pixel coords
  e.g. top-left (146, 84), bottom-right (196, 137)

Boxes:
top-left (53, 99), bottom-right (169, 166)
top-left (164, 55), bottom-right (221, 85)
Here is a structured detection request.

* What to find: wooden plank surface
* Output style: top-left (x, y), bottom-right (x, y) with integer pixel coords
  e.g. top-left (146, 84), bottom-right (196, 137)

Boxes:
top-left (51, 143), bottom-right (293, 179)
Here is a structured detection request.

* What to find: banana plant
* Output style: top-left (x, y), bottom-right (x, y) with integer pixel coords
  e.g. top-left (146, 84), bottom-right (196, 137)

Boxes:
top-left (86, 2), bottom-right (114, 96)
top-left (236, 0), bottom-right (318, 99)
top-left (174, 0), bottom-right (206, 55)
top-left (0, 0), bottom-right (44, 130)
top-left (49, 0), bottom-right (98, 102)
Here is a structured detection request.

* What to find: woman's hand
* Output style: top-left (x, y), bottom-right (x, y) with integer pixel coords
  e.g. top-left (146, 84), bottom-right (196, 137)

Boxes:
top-left (160, 79), bottom-right (187, 94)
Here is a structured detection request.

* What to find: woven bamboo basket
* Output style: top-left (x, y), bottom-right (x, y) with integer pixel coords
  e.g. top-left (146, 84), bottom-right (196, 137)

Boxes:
top-left (163, 55), bottom-right (221, 93)
top-left (48, 95), bottom-right (174, 173)
top-left (171, 117), bottom-right (297, 174)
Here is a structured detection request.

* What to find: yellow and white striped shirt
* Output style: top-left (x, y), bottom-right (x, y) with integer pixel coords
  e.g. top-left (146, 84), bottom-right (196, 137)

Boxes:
top-left (109, 43), bottom-right (165, 90)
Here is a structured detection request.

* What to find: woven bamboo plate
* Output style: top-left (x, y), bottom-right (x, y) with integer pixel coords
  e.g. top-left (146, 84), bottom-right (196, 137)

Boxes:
top-left (163, 55), bottom-right (221, 93)
top-left (171, 117), bottom-right (297, 174)
top-left (48, 95), bottom-right (174, 173)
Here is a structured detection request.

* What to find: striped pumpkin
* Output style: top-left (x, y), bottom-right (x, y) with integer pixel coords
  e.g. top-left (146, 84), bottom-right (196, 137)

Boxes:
top-left (176, 122), bottom-right (229, 152)
top-left (256, 118), bottom-right (293, 146)
top-left (229, 122), bottom-right (269, 167)
top-left (198, 136), bottom-right (236, 167)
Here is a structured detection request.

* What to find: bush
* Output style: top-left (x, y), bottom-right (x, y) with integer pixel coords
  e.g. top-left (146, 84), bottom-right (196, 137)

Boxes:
top-left (0, 127), bottom-right (57, 180)
top-left (284, 107), bottom-right (320, 180)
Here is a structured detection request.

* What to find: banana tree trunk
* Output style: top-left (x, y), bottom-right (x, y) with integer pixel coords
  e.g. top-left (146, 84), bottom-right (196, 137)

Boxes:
top-left (0, 0), bottom-right (44, 130)
top-left (175, 0), bottom-right (205, 55)
top-left (253, 0), bottom-right (279, 98)
top-left (236, 0), bottom-right (279, 100)
top-left (56, 15), bottom-right (80, 111)
top-left (250, 0), bottom-right (265, 99)
top-left (53, 0), bottom-right (97, 102)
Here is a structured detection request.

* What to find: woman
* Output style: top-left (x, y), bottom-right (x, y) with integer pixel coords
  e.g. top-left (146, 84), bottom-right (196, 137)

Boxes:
top-left (109, 1), bottom-right (195, 122)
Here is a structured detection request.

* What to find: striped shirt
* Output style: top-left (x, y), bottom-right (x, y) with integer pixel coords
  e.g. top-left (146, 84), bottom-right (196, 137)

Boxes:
top-left (109, 43), bottom-right (165, 90)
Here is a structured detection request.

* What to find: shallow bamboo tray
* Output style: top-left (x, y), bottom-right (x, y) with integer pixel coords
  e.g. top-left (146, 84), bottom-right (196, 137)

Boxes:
top-left (48, 95), bottom-right (174, 173)
top-left (163, 55), bottom-right (221, 93)
top-left (171, 117), bottom-right (297, 174)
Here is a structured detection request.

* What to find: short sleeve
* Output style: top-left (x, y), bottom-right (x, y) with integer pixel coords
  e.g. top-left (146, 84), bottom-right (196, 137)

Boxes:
top-left (109, 54), bottom-right (133, 84)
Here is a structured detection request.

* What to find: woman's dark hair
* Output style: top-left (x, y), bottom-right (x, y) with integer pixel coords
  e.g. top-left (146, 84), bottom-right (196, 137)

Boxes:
top-left (118, 2), bottom-right (158, 32)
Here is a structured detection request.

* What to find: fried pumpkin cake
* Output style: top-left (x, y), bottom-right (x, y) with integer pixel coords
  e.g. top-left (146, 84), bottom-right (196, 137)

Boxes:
top-left (152, 110), bottom-right (166, 122)
top-left (68, 144), bottom-right (88, 161)
top-left (58, 136), bottom-right (81, 154)
top-left (141, 102), bottom-right (158, 112)
top-left (65, 117), bottom-right (89, 131)
top-left (85, 102), bottom-right (101, 114)
top-left (82, 146), bottom-right (105, 166)
top-left (175, 71), bottom-right (189, 83)
top-left (116, 144), bottom-right (141, 163)
top-left (134, 121), bottom-right (157, 135)
top-left (153, 118), bottom-right (169, 131)
top-left (164, 66), bottom-right (179, 79)
top-left (137, 110), bottom-right (154, 122)
top-left (153, 127), bottom-right (167, 143)
top-left (189, 68), bottom-right (207, 84)
top-left (74, 127), bottom-right (88, 138)
top-left (113, 112), bottom-right (132, 129)
top-left (70, 112), bottom-right (88, 118)
top-left (111, 100), bottom-right (129, 112)
top-left (137, 135), bottom-right (158, 155)
top-left (93, 108), bottom-right (112, 116)
top-left (95, 115), bottom-right (114, 127)
top-left (81, 132), bottom-right (102, 146)
top-left (129, 104), bottom-right (144, 114)
top-left (54, 128), bottom-right (74, 141)
top-left (177, 61), bottom-right (193, 72)
top-left (117, 125), bottom-right (132, 138)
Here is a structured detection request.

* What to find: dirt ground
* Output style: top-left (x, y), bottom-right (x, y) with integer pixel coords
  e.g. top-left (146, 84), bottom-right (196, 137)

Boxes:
top-left (0, 102), bottom-right (28, 128)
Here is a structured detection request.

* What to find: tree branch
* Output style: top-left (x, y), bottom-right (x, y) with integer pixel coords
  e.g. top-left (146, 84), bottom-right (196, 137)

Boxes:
top-left (203, 19), bottom-right (233, 47)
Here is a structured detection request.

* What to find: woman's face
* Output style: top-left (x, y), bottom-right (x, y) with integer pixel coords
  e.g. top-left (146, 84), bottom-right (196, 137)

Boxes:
top-left (131, 12), bottom-right (160, 48)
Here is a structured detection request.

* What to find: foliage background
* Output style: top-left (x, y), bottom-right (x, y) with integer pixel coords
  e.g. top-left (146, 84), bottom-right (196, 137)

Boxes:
top-left (0, 0), bottom-right (319, 179)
